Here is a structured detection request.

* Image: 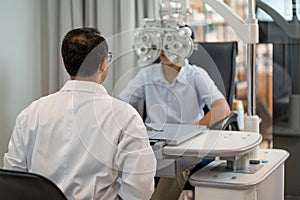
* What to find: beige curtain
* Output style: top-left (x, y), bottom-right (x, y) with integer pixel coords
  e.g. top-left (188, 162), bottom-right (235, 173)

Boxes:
top-left (111, 0), bottom-right (158, 96)
top-left (39, 0), bottom-right (83, 95)
top-left (38, 0), bottom-right (158, 95)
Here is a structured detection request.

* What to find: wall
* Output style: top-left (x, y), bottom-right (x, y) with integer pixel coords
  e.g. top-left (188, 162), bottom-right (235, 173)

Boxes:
top-left (0, 0), bottom-right (41, 167)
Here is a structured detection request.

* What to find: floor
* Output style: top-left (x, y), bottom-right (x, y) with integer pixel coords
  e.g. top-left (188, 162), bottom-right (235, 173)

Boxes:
top-left (179, 190), bottom-right (193, 200)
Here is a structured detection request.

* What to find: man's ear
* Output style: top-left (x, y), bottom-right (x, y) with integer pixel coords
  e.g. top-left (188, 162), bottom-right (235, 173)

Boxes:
top-left (99, 60), bottom-right (107, 72)
top-left (62, 60), bottom-right (68, 71)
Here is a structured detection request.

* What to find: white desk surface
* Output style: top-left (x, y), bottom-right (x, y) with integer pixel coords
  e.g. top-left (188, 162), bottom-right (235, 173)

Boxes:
top-left (162, 130), bottom-right (262, 158)
top-left (189, 149), bottom-right (289, 189)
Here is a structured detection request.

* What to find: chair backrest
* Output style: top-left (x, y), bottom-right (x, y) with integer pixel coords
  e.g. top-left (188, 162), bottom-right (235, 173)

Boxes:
top-left (189, 42), bottom-right (238, 108)
top-left (0, 169), bottom-right (67, 200)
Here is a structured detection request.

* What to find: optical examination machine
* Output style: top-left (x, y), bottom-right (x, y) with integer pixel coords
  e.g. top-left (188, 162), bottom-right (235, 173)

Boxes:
top-left (131, 1), bottom-right (289, 199)
top-left (147, 123), bottom-right (288, 200)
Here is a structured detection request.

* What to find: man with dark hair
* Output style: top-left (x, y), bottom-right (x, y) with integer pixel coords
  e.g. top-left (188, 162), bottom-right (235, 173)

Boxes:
top-left (4, 27), bottom-right (156, 200)
top-left (61, 28), bottom-right (109, 78)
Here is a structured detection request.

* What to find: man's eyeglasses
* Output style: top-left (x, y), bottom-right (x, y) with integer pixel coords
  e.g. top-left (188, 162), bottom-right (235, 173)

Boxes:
top-left (106, 52), bottom-right (112, 63)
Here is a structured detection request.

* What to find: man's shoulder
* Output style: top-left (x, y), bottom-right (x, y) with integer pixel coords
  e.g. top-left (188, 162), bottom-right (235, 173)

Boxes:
top-left (110, 96), bottom-right (138, 112)
top-left (186, 64), bottom-right (206, 73)
top-left (16, 92), bottom-right (59, 123)
top-left (109, 96), bottom-right (143, 122)
top-left (128, 63), bottom-right (161, 84)
top-left (30, 91), bottom-right (59, 105)
top-left (185, 64), bottom-right (208, 78)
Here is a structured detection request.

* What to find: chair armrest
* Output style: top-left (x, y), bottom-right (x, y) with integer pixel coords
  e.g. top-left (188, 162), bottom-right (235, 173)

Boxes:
top-left (209, 112), bottom-right (239, 130)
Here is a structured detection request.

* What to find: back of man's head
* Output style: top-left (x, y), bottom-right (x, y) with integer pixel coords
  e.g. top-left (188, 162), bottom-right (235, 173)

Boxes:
top-left (61, 27), bottom-right (108, 77)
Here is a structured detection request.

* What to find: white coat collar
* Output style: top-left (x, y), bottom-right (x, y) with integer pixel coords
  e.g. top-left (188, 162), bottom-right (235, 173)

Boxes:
top-left (60, 80), bottom-right (108, 94)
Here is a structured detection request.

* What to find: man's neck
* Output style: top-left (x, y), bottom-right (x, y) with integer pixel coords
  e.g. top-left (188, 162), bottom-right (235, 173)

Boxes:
top-left (71, 74), bottom-right (103, 84)
top-left (162, 64), bottom-right (181, 84)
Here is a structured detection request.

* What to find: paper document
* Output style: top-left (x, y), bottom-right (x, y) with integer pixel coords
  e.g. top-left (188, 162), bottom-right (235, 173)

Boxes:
top-left (146, 123), bottom-right (207, 145)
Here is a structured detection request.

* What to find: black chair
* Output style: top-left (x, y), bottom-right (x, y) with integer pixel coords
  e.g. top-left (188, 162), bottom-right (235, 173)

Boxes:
top-left (0, 169), bottom-right (67, 200)
top-left (189, 42), bottom-right (238, 108)
top-left (189, 41), bottom-right (239, 130)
